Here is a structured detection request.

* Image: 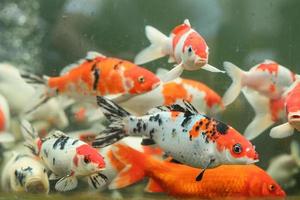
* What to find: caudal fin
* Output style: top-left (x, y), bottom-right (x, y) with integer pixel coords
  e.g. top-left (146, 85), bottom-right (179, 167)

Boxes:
top-left (92, 96), bottom-right (131, 148)
top-left (222, 62), bottom-right (244, 106)
top-left (134, 26), bottom-right (169, 65)
top-left (108, 143), bottom-right (147, 189)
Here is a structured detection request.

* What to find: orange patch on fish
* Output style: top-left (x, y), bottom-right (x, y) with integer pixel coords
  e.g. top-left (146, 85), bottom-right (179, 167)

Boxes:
top-left (256, 63), bottom-right (279, 76)
top-left (162, 82), bottom-right (192, 105)
top-left (171, 111), bottom-right (180, 120)
top-left (270, 98), bottom-right (285, 121)
top-left (171, 24), bottom-right (191, 51)
top-left (0, 109), bottom-right (5, 131)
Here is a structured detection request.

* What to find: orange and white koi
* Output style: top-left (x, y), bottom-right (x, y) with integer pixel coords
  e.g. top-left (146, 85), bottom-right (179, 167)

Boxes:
top-left (21, 120), bottom-right (107, 192)
top-left (93, 97), bottom-right (258, 181)
top-left (270, 81), bottom-right (300, 138)
top-left (120, 69), bottom-right (224, 116)
top-left (223, 60), bottom-right (298, 106)
top-left (135, 19), bottom-right (224, 82)
top-left (22, 51), bottom-right (161, 104)
top-left (109, 143), bottom-right (285, 198)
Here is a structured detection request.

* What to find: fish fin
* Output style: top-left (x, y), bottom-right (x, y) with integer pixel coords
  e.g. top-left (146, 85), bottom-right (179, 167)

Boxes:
top-left (242, 88), bottom-right (275, 140)
top-left (20, 120), bottom-right (39, 155)
top-left (202, 64), bottom-right (225, 73)
top-left (88, 173), bottom-right (108, 190)
top-left (105, 93), bottom-right (134, 104)
top-left (222, 61), bottom-right (244, 106)
top-left (92, 96), bottom-right (131, 148)
top-left (134, 25), bottom-right (169, 65)
top-left (108, 143), bottom-right (146, 189)
top-left (168, 56), bottom-right (176, 63)
top-left (49, 173), bottom-right (61, 180)
top-left (155, 68), bottom-right (169, 79)
top-left (0, 132), bottom-right (15, 143)
top-left (296, 74), bottom-right (300, 81)
top-left (290, 140), bottom-right (300, 166)
top-left (270, 122), bottom-right (295, 138)
top-left (55, 175), bottom-right (78, 192)
top-left (184, 19), bottom-right (191, 26)
top-left (141, 138), bottom-right (156, 145)
top-left (263, 59), bottom-right (276, 64)
top-left (46, 130), bottom-right (68, 140)
top-left (145, 178), bottom-right (164, 193)
top-left (160, 63), bottom-right (184, 82)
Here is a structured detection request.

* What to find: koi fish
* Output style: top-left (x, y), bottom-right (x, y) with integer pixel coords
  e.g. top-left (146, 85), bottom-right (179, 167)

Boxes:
top-left (20, 120), bottom-right (107, 192)
top-left (1, 152), bottom-right (49, 193)
top-left (120, 68), bottom-right (224, 116)
top-left (134, 19), bottom-right (224, 82)
top-left (21, 51), bottom-right (161, 105)
top-left (0, 94), bottom-right (14, 143)
top-left (92, 96), bottom-right (259, 181)
top-left (222, 60), bottom-right (298, 106)
top-left (270, 81), bottom-right (300, 138)
top-left (267, 140), bottom-right (300, 189)
top-left (109, 143), bottom-right (285, 198)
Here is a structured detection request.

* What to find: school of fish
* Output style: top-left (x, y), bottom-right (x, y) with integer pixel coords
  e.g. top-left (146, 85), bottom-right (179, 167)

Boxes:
top-left (3, 18), bottom-right (300, 199)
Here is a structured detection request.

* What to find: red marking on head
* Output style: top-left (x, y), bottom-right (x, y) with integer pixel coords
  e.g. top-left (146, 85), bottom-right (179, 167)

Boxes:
top-left (76, 144), bottom-right (105, 168)
top-left (216, 127), bottom-right (258, 161)
top-left (286, 83), bottom-right (300, 114)
top-left (73, 155), bottom-right (78, 167)
top-left (0, 109), bottom-right (6, 131)
top-left (171, 23), bottom-right (191, 51)
top-left (256, 62), bottom-right (279, 76)
top-left (183, 32), bottom-right (208, 60)
top-left (124, 66), bottom-right (160, 94)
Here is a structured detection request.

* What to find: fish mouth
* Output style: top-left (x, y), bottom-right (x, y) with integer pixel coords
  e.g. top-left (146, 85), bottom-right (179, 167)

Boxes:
top-left (247, 159), bottom-right (259, 164)
top-left (151, 81), bottom-right (161, 89)
top-left (25, 179), bottom-right (49, 194)
top-left (288, 112), bottom-right (300, 130)
top-left (194, 58), bottom-right (207, 66)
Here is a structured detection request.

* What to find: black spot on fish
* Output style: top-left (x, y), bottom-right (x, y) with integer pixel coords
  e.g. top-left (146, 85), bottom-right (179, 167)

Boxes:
top-left (23, 166), bottom-right (33, 173)
top-left (189, 135), bottom-right (192, 141)
top-left (171, 129), bottom-right (177, 137)
top-left (15, 170), bottom-right (25, 186)
top-left (195, 125), bottom-right (200, 131)
top-left (133, 128), bottom-right (137, 133)
top-left (216, 121), bottom-right (229, 135)
top-left (43, 149), bottom-right (49, 158)
top-left (72, 139), bottom-right (79, 145)
top-left (181, 115), bottom-right (192, 127)
top-left (92, 67), bottom-right (100, 91)
top-left (53, 158), bottom-right (56, 165)
top-left (149, 128), bottom-right (155, 138)
top-left (143, 123), bottom-right (147, 131)
top-left (136, 119), bottom-right (143, 132)
top-left (53, 136), bottom-right (69, 150)
top-left (113, 61), bottom-right (123, 70)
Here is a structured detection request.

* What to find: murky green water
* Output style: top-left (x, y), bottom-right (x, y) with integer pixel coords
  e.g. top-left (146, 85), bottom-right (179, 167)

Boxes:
top-left (1, 0), bottom-right (300, 199)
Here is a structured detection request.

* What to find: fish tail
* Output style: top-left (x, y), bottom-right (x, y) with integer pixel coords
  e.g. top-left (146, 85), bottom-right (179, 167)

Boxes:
top-left (92, 96), bottom-right (131, 148)
top-left (108, 143), bottom-right (148, 189)
top-left (222, 61), bottom-right (244, 106)
top-left (20, 120), bottom-right (39, 155)
top-left (134, 25), bottom-right (169, 65)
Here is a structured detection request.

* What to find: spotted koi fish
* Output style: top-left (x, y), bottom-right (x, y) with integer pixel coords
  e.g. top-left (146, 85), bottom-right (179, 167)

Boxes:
top-left (1, 153), bottom-right (49, 193)
top-left (109, 143), bottom-right (285, 198)
top-left (270, 81), bottom-right (300, 138)
top-left (120, 68), bottom-right (224, 116)
top-left (21, 120), bottom-right (107, 192)
top-left (21, 51), bottom-right (161, 104)
top-left (134, 19), bottom-right (224, 82)
top-left (92, 96), bottom-right (259, 181)
top-left (223, 60), bottom-right (298, 106)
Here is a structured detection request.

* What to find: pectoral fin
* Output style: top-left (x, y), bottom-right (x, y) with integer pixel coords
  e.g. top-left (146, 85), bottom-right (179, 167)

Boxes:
top-left (145, 178), bottom-right (164, 193)
top-left (196, 158), bottom-right (215, 181)
top-left (161, 63), bottom-right (184, 82)
top-left (202, 64), bottom-right (225, 73)
top-left (49, 173), bottom-right (61, 180)
top-left (88, 173), bottom-right (108, 190)
top-left (270, 123), bottom-right (294, 139)
top-left (55, 175), bottom-right (78, 192)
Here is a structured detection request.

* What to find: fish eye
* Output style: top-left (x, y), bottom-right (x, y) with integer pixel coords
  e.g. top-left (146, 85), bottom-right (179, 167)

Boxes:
top-left (187, 46), bottom-right (193, 54)
top-left (138, 76), bottom-right (145, 83)
top-left (84, 156), bottom-right (91, 164)
top-left (232, 143), bottom-right (242, 154)
top-left (268, 184), bottom-right (276, 191)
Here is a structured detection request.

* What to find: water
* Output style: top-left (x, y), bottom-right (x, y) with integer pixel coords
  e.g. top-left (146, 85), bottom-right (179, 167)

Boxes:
top-left (1, 0), bottom-right (300, 199)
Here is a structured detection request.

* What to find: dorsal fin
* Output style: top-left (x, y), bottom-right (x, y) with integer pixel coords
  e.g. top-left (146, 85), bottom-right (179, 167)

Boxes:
top-left (146, 100), bottom-right (198, 115)
top-left (184, 19), bottom-right (191, 27)
top-left (44, 130), bottom-right (69, 140)
top-left (60, 51), bottom-right (106, 75)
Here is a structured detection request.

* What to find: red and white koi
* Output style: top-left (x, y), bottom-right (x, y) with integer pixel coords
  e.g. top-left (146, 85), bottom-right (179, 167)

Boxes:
top-left (135, 19), bottom-right (224, 82)
top-left (1, 152), bottom-right (49, 193)
top-left (120, 68), bottom-right (224, 116)
top-left (93, 97), bottom-right (259, 181)
top-left (223, 60), bottom-right (298, 106)
top-left (270, 81), bottom-right (300, 138)
top-left (21, 120), bottom-right (107, 192)
top-left (21, 51), bottom-right (161, 104)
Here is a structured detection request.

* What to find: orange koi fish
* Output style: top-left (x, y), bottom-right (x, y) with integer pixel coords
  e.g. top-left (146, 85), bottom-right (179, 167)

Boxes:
top-left (270, 81), bottom-right (300, 138)
top-left (109, 143), bottom-right (285, 198)
top-left (22, 51), bottom-right (161, 104)
top-left (120, 68), bottom-right (224, 116)
top-left (135, 19), bottom-right (224, 82)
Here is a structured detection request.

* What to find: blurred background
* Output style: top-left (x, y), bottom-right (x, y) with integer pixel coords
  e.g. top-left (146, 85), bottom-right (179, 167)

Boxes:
top-left (0, 0), bottom-right (300, 195)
